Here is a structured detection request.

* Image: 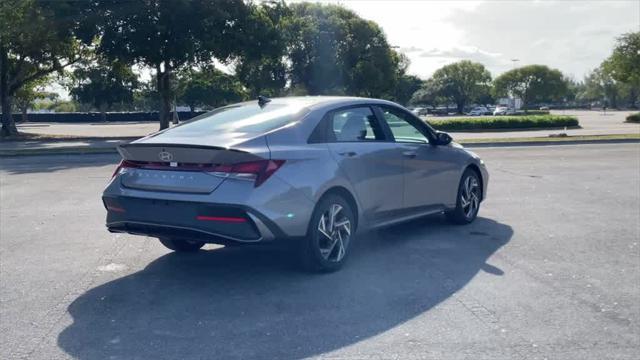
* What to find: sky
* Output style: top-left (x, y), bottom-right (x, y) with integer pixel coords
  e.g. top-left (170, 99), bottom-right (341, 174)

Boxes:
top-left (302, 0), bottom-right (640, 79)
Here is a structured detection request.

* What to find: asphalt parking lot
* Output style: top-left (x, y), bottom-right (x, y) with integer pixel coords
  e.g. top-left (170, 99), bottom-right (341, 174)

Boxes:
top-left (1, 143), bottom-right (639, 359)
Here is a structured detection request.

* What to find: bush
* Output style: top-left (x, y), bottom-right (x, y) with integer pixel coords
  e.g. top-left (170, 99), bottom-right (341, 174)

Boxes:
top-left (429, 115), bottom-right (579, 131)
top-left (626, 113), bottom-right (640, 123)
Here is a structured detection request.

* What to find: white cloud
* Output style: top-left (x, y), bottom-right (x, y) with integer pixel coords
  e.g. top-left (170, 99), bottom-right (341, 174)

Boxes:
top-left (418, 46), bottom-right (506, 67)
top-left (307, 0), bottom-right (640, 79)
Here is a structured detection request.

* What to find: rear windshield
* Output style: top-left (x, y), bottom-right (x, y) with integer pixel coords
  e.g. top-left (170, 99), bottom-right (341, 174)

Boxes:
top-left (165, 102), bottom-right (305, 136)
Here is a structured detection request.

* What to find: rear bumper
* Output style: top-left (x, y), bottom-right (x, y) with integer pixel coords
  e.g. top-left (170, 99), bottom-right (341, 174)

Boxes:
top-left (104, 196), bottom-right (285, 244)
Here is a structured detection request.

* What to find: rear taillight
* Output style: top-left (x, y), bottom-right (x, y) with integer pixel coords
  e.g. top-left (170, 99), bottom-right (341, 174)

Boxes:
top-left (109, 159), bottom-right (285, 187)
top-left (111, 160), bottom-right (140, 179)
top-left (212, 160), bottom-right (285, 187)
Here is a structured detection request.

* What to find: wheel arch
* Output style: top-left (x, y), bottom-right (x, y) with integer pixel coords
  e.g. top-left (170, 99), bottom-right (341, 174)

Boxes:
top-left (317, 186), bottom-right (360, 230)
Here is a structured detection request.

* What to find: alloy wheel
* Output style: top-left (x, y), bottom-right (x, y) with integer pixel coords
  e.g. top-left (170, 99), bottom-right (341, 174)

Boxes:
top-left (317, 204), bottom-right (352, 262)
top-left (460, 176), bottom-right (480, 219)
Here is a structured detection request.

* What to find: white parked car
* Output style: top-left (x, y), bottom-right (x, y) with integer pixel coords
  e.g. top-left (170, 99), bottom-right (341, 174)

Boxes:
top-left (411, 107), bottom-right (429, 116)
top-left (493, 105), bottom-right (515, 116)
top-left (467, 106), bottom-right (490, 116)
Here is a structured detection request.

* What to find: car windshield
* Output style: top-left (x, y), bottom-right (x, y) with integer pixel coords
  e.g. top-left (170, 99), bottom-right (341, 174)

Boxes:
top-left (165, 102), bottom-right (305, 136)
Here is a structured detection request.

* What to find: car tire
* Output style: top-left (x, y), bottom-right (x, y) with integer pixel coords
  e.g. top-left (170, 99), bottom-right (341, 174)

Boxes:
top-left (446, 169), bottom-right (482, 225)
top-left (158, 237), bottom-right (205, 252)
top-left (299, 194), bottom-right (356, 272)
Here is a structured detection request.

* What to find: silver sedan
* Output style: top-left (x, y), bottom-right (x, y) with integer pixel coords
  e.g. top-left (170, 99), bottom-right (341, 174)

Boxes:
top-left (102, 96), bottom-right (488, 272)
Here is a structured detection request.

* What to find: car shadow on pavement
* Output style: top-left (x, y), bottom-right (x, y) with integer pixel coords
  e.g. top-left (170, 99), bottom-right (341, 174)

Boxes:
top-left (58, 216), bottom-right (512, 359)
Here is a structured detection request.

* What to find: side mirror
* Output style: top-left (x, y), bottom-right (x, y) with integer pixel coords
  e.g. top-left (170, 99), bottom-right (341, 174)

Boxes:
top-left (435, 131), bottom-right (452, 145)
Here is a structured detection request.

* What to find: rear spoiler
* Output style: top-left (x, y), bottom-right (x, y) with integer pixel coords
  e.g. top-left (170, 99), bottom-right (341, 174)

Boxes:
top-left (117, 143), bottom-right (262, 164)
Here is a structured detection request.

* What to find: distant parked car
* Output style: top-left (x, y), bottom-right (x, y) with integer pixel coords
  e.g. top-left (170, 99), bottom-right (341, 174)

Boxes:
top-left (411, 107), bottom-right (429, 116)
top-left (493, 105), bottom-right (515, 116)
top-left (467, 106), bottom-right (490, 116)
top-left (429, 107), bottom-right (451, 116)
top-left (539, 106), bottom-right (550, 110)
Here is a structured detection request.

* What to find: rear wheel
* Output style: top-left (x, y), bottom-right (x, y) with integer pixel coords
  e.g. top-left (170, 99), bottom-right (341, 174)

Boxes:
top-left (158, 237), bottom-right (205, 252)
top-left (299, 195), bottom-right (355, 272)
top-left (446, 169), bottom-right (481, 224)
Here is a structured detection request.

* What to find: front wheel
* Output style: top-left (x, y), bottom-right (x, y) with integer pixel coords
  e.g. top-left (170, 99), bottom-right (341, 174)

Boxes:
top-left (158, 237), bottom-right (205, 252)
top-left (446, 169), bottom-right (482, 224)
top-left (299, 195), bottom-right (356, 272)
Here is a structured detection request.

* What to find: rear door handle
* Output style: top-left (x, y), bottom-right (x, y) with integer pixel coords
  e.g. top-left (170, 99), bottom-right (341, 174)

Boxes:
top-left (338, 151), bottom-right (357, 157)
top-left (402, 151), bottom-right (417, 158)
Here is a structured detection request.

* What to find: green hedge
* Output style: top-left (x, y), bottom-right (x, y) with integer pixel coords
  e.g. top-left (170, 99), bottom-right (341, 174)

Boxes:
top-left (429, 115), bottom-right (579, 131)
top-left (626, 113), bottom-right (640, 123)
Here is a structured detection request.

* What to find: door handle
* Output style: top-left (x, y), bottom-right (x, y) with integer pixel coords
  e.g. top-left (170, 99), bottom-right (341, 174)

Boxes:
top-left (338, 151), bottom-right (357, 157)
top-left (402, 151), bottom-right (417, 158)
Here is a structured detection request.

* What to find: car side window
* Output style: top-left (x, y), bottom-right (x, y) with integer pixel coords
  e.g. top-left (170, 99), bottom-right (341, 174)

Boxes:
top-left (329, 107), bottom-right (385, 142)
top-left (379, 106), bottom-right (430, 144)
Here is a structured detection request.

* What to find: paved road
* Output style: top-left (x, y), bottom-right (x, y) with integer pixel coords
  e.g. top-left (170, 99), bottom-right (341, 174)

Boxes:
top-left (15, 110), bottom-right (640, 141)
top-left (1, 143), bottom-right (639, 359)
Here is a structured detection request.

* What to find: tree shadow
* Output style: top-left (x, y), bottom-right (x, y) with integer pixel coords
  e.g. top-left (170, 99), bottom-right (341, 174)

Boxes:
top-left (58, 216), bottom-right (512, 359)
top-left (0, 153), bottom-right (119, 175)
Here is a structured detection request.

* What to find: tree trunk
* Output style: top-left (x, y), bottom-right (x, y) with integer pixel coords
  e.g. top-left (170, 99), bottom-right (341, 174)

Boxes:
top-left (609, 92), bottom-right (618, 109)
top-left (156, 63), bottom-right (172, 130)
top-left (456, 101), bottom-right (464, 114)
top-left (21, 107), bottom-right (28, 122)
top-left (189, 105), bottom-right (194, 119)
top-left (99, 103), bottom-right (107, 122)
top-left (630, 88), bottom-right (639, 109)
top-left (0, 94), bottom-right (17, 136)
top-left (0, 43), bottom-right (18, 136)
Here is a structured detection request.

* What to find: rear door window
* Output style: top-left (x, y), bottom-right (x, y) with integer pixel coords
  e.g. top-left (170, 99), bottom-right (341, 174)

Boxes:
top-left (328, 107), bottom-right (386, 142)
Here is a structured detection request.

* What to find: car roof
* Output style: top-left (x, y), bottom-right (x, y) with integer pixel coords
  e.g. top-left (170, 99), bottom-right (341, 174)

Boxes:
top-left (250, 96), bottom-right (399, 111)
top-left (131, 96), bottom-right (406, 149)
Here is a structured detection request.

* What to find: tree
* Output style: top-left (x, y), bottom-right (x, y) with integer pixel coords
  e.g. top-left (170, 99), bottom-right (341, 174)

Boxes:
top-left (603, 32), bottom-right (640, 108)
top-left (604, 32), bottom-right (640, 87)
top-left (575, 64), bottom-right (639, 109)
top-left (69, 58), bottom-right (138, 121)
top-left (393, 75), bottom-right (423, 106)
top-left (177, 67), bottom-right (247, 115)
top-left (286, 3), bottom-right (403, 97)
top-left (70, 0), bottom-right (250, 129)
top-left (234, 1), bottom-right (289, 97)
top-left (410, 78), bottom-right (442, 107)
top-left (132, 80), bottom-right (160, 112)
top-left (13, 77), bottom-right (50, 122)
top-left (429, 61), bottom-right (492, 114)
top-left (494, 65), bottom-right (567, 110)
top-left (0, 0), bottom-right (84, 136)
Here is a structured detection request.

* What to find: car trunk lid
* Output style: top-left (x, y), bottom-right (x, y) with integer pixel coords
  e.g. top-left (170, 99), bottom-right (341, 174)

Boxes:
top-left (116, 137), bottom-right (270, 194)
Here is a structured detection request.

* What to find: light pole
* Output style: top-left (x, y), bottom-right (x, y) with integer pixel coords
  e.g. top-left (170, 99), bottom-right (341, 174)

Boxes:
top-left (510, 59), bottom-right (520, 110)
